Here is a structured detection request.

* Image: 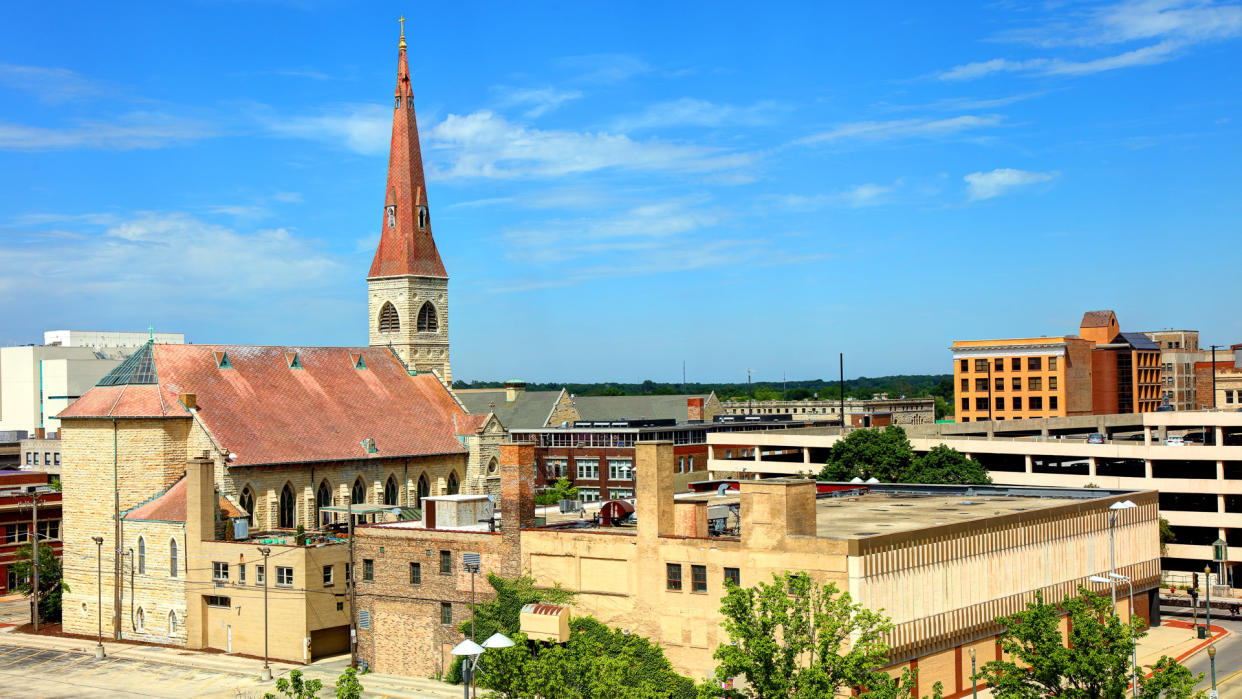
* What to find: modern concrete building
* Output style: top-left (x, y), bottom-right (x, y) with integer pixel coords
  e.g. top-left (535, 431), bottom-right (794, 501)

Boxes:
top-left (706, 411), bottom-right (1242, 582)
top-left (952, 310), bottom-right (1161, 423)
top-left (1142, 330), bottom-right (1200, 410)
top-left (720, 394), bottom-right (934, 425)
top-left (0, 331), bottom-right (186, 436)
top-left (357, 441), bottom-right (1160, 689)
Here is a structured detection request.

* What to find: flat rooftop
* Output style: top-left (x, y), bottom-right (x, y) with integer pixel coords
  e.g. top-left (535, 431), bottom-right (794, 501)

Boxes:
top-left (535, 482), bottom-right (1134, 539)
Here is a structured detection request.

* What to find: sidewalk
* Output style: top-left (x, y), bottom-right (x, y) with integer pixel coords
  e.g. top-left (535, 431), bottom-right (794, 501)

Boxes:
top-left (1136, 619), bottom-right (1228, 671)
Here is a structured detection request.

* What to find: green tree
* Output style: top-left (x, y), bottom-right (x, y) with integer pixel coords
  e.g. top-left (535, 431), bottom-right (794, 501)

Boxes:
top-left (535, 477), bottom-right (580, 506)
top-left (333, 667), bottom-right (364, 699)
top-left (1159, 518), bottom-right (1175, 554)
top-left (933, 395), bottom-right (954, 420)
top-left (818, 426), bottom-right (914, 482)
top-left (900, 445), bottom-right (991, 485)
top-left (753, 387), bottom-right (782, 401)
top-left (978, 587), bottom-right (1204, 698)
top-left (11, 542), bottom-right (68, 622)
top-left (263, 670), bottom-right (323, 699)
top-left (709, 571), bottom-right (935, 699)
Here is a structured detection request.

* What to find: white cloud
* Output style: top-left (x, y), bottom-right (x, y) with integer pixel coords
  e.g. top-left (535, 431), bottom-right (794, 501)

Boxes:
top-left (494, 86), bottom-right (582, 118)
top-left (0, 63), bottom-right (102, 103)
top-left (798, 115), bottom-right (1005, 145)
top-left (964, 168), bottom-right (1058, 200)
top-left (939, 0), bottom-right (1242, 80)
top-left (0, 112), bottom-right (215, 151)
top-left (611, 98), bottom-right (786, 131)
top-left (556, 54), bottom-right (652, 83)
top-left (261, 103), bottom-right (391, 154)
top-left (0, 213), bottom-right (341, 312)
top-left (427, 110), bottom-right (755, 179)
top-left (878, 92), bottom-right (1050, 112)
top-left (775, 181), bottom-right (900, 210)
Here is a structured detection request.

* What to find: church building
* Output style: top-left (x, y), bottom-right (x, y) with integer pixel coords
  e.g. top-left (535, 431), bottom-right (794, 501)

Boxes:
top-left (56, 23), bottom-right (502, 662)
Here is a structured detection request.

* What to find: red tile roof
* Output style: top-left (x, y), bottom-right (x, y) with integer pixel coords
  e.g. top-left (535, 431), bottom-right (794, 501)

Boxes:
top-left (61, 345), bottom-right (470, 466)
top-left (123, 477), bottom-right (245, 522)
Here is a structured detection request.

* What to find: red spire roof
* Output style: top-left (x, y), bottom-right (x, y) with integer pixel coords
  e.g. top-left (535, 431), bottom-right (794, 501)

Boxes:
top-left (368, 27), bottom-right (447, 279)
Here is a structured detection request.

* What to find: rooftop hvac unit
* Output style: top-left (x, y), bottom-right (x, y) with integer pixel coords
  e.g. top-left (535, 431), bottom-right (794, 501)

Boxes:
top-left (559, 499), bottom-right (582, 513)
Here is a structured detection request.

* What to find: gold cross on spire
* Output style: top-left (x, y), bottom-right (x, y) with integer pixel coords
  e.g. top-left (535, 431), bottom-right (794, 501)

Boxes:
top-left (398, 16), bottom-right (407, 49)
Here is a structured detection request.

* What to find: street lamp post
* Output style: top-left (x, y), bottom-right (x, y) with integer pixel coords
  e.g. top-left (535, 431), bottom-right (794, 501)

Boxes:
top-left (1204, 565), bottom-right (1212, 640)
top-left (451, 639), bottom-right (486, 699)
top-left (258, 546), bottom-right (272, 681)
top-left (91, 536), bottom-right (104, 659)
top-left (1108, 500), bottom-right (1137, 609)
top-left (1110, 573), bottom-right (1137, 697)
top-left (969, 646), bottom-right (977, 699)
top-left (1208, 644), bottom-right (1217, 695)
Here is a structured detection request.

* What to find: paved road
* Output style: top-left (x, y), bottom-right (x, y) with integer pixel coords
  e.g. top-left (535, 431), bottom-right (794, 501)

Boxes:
top-left (0, 644), bottom-right (265, 697)
top-left (1161, 605), bottom-right (1242, 698)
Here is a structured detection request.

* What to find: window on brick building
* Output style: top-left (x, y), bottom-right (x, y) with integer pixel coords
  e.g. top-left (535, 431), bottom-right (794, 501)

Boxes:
top-left (212, 562), bottom-right (229, 583)
top-left (1029, 397), bottom-right (1044, 410)
top-left (995, 397), bottom-right (1005, 410)
top-left (323, 565), bottom-right (334, 587)
top-left (1011, 358), bottom-right (1021, 371)
top-left (240, 486), bottom-right (255, 526)
top-left (24, 453), bottom-right (31, 466)
top-left (440, 602), bottom-right (453, 625)
top-left (609, 488), bottom-right (633, 499)
top-left (417, 302), bottom-right (439, 333)
top-left (1011, 377), bottom-right (1021, 390)
top-left (1012, 397), bottom-right (1023, 410)
top-left (545, 458), bottom-right (567, 479)
top-left (1048, 357), bottom-right (1058, 370)
top-left (440, 550), bottom-right (451, 575)
top-left (417, 205), bottom-right (429, 230)
top-left (279, 483), bottom-right (296, 529)
top-left (1028, 377), bottom-right (1042, 391)
top-left (384, 476), bottom-right (398, 506)
top-left (416, 474), bottom-right (430, 510)
top-left (608, 458), bottom-right (632, 481)
top-left (975, 398), bottom-right (988, 410)
top-left (691, 565), bottom-right (707, 593)
top-left (995, 378), bottom-right (1004, 391)
top-left (363, 559), bottom-right (374, 581)
top-left (256, 565), bottom-right (265, 585)
top-left (960, 378), bottom-right (968, 392)
top-left (276, 566), bottom-right (293, 588)
top-left (31, 453), bottom-right (37, 466)
top-left (410, 562), bottom-right (421, 585)
top-left (667, 563), bottom-right (682, 591)
top-left (1028, 357), bottom-right (1042, 371)
top-left (960, 359), bottom-right (968, 372)
top-left (576, 458), bottom-right (598, 480)
top-left (317, 481), bottom-right (333, 528)
top-left (578, 487), bottom-right (599, 502)
top-left (994, 358), bottom-right (1004, 371)
top-left (961, 397), bottom-right (968, 410)
top-left (137, 537), bottom-right (146, 574)
top-left (206, 596), bottom-right (230, 608)
top-left (974, 359), bottom-right (988, 372)
top-left (1050, 396), bottom-right (1059, 410)
top-left (447, 472), bottom-right (459, 495)
top-left (378, 302), bottom-right (399, 333)
top-left (169, 539), bottom-right (178, 577)
top-left (54, 453), bottom-right (60, 466)
top-left (724, 568), bottom-right (741, 587)
top-left (975, 379), bottom-right (988, 391)
top-left (239, 564), bottom-right (246, 584)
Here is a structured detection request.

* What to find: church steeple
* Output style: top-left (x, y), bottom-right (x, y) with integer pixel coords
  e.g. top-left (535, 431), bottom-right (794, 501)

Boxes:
top-left (367, 19), bottom-right (452, 383)
top-left (368, 18), bottom-right (447, 280)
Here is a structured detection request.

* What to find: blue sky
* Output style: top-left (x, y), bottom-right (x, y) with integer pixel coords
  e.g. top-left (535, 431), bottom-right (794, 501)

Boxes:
top-left (1, 1), bottom-right (1239, 383)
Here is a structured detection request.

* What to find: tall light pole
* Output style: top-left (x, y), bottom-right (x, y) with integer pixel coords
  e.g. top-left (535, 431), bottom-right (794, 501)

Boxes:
top-left (1110, 573), bottom-right (1137, 697)
top-left (1107, 500), bottom-right (1137, 609)
top-left (91, 536), bottom-right (104, 659)
top-left (1208, 644), bottom-right (1217, 695)
top-left (347, 495), bottom-right (357, 669)
top-left (1204, 565), bottom-right (1212, 640)
top-left (258, 546), bottom-right (272, 681)
top-left (969, 646), bottom-right (977, 699)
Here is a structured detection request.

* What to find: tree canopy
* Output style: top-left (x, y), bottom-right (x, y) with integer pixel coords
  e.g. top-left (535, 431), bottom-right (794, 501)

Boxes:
top-left (978, 587), bottom-right (1204, 698)
top-left (818, 427), bottom-right (990, 485)
top-left (11, 542), bottom-right (68, 622)
top-left (708, 571), bottom-right (937, 699)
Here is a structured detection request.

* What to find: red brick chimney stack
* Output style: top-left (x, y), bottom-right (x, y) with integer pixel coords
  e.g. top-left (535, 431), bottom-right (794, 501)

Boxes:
top-left (687, 397), bottom-right (704, 422)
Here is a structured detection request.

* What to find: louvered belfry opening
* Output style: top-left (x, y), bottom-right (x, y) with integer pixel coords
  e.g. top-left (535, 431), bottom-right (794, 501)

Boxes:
top-left (378, 302), bottom-right (400, 333)
top-left (416, 301), bottom-right (438, 332)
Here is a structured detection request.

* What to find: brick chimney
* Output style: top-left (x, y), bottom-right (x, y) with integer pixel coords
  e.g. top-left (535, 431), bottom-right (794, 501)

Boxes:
top-left (186, 454), bottom-right (216, 544)
top-left (499, 442), bottom-right (535, 538)
top-left (687, 397), bottom-right (704, 422)
top-left (505, 380), bottom-right (527, 403)
top-left (740, 478), bottom-right (816, 550)
top-left (635, 441), bottom-right (676, 540)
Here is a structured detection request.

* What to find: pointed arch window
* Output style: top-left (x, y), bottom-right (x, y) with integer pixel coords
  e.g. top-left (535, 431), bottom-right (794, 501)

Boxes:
top-left (417, 302), bottom-right (438, 333)
top-left (240, 486), bottom-right (255, 526)
top-left (386, 205), bottom-right (396, 228)
top-left (279, 483), bottom-right (296, 529)
top-left (384, 476), bottom-right (399, 506)
top-left (416, 473), bottom-right (430, 510)
top-left (379, 303), bottom-right (400, 333)
top-left (447, 472), bottom-right (460, 495)
top-left (137, 537), bottom-right (146, 574)
top-left (169, 611), bottom-right (178, 637)
top-left (317, 481), bottom-right (333, 527)
top-left (169, 539), bottom-right (178, 578)
top-left (352, 478), bottom-right (366, 505)
top-left (417, 205), bottom-right (429, 230)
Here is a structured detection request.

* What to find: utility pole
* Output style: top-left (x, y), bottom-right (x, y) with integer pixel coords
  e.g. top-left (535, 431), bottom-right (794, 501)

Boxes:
top-left (1209, 345), bottom-right (1222, 408)
top-left (28, 487), bottom-right (39, 632)
top-left (347, 496), bottom-right (357, 669)
top-left (839, 354), bottom-right (845, 429)
top-left (92, 536), bottom-right (104, 659)
top-left (258, 546), bottom-right (272, 681)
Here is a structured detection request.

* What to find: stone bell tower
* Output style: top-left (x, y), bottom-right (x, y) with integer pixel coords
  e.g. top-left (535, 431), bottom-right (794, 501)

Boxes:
top-left (367, 18), bottom-right (451, 382)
